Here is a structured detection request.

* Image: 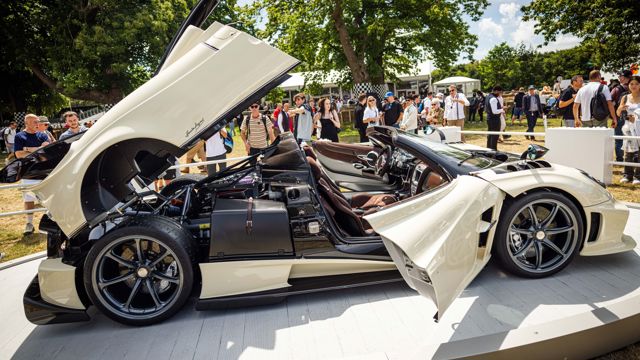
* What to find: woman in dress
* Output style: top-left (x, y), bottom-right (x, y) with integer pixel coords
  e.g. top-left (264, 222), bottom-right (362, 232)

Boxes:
top-left (314, 98), bottom-right (341, 142)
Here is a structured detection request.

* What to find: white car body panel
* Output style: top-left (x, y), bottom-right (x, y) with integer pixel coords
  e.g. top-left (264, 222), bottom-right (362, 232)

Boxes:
top-left (199, 259), bottom-right (396, 298)
top-left (38, 259), bottom-right (85, 310)
top-left (364, 176), bottom-right (505, 319)
top-left (474, 163), bottom-right (612, 207)
top-left (29, 22), bottom-right (298, 236)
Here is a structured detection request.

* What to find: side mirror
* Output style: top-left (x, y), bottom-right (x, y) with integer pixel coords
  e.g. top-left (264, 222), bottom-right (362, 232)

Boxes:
top-left (520, 144), bottom-right (549, 160)
top-left (424, 125), bottom-right (435, 135)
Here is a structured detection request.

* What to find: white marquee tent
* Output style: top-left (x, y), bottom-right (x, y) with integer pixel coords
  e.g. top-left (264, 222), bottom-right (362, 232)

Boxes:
top-left (433, 76), bottom-right (481, 96)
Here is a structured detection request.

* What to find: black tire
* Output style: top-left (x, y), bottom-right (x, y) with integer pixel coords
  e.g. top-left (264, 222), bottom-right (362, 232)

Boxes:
top-left (159, 174), bottom-right (205, 197)
top-left (494, 192), bottom-right (583, 278)
top-left (83, 216), bottom-right (195, 326)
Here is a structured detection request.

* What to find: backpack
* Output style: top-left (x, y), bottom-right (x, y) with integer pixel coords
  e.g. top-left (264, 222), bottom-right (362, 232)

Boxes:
top-left (223, 133), bottom-right (234, 154)
top-left (613, 84), bottom-right (629, 111)
top-left (590, 84), bottom-right (609, 121)
top-left (246, 114), bottom-right (269, 142)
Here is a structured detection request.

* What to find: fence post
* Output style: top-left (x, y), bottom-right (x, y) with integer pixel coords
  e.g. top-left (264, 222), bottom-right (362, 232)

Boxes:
top-left (544, 127), bottom-right (614, 184)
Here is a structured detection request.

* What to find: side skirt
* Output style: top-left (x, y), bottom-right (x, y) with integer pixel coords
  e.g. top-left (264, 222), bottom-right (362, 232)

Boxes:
top-left (195, 270), bottom-right (402, 310)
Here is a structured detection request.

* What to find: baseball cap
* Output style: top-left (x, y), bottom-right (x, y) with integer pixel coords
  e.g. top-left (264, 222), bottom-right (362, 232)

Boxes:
top-left (528, 85), bottom-right (535, 90)
top-left (384, 91), bottom-right (394, 98)
top-left (38, 116), bottom-right (50, 124)
top-left (619, 69), bottom-right (633, 78)
top-left (519, 87), bottom-right (525, 91)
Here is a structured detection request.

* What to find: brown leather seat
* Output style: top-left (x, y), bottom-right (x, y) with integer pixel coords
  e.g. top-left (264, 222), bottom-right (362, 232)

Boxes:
top-left (306, 156), bottom-right (396, 210)
top-left (316, 178), bottom-right (374, 236)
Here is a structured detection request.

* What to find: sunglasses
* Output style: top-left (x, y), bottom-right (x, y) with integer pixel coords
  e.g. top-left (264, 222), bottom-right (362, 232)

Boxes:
top-left (449, 90), bottom-right (456, 92)
top-left (368, 99), bottom-right (375, 102)
top-left (250, 105), bottom-right (259, 109)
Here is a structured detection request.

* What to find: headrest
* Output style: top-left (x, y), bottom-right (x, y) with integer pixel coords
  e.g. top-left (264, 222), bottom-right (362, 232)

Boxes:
top-left (303, 145), bottom-right (317, 160)
top-left (306, 156), bottom-right (322, 179)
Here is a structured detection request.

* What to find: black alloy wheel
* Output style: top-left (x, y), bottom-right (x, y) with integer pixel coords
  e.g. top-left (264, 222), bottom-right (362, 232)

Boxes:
top-left (84, 216), bottom-right (195, 326)
top-left (494, 192), bottom-right (583, 278)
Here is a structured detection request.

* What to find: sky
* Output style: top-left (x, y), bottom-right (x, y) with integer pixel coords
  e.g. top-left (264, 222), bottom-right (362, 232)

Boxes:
top-left (468, 0), bottom-right (581, 60)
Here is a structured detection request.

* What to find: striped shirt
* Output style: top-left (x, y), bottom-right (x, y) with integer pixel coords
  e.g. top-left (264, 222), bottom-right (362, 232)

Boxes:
top-left (241, 114), bottom-right (273, 149)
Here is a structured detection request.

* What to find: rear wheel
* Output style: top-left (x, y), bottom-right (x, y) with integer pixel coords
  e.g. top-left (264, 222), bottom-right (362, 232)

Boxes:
top-left (83, 216), bottom-right (195, 326)
top-left (159, 174), bottom-right (204, 197)
top-left (494, 192), bottom-right (583, 278)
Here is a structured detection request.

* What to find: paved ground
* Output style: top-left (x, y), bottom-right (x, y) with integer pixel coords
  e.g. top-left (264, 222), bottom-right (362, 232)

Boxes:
top-left (1, 209), bottom-right (639, 360)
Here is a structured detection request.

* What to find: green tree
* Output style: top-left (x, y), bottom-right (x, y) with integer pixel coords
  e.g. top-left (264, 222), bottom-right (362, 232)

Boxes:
top-left (0, 0), bottom-right (253, 105)
top-left (258, 0), bottom-right (488, 87)
top-left (476, 43), bottom-right (521, 90)
top-left (521, 0), bottom-right (639, 70)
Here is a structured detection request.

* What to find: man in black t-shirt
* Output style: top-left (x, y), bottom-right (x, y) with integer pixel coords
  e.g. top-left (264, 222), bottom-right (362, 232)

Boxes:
top-left (354, 94), bottom-right (368, 142)
top-left (382, 91), bottom-right (403, 127)
top-left (558, 75), bottom-right (584, 127)
top-left (511, 87), bottom-right (525, 125)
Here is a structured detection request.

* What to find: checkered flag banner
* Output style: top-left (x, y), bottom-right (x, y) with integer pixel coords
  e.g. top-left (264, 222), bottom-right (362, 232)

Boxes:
top-left (13, 112), bottom-right (26, 128)
top-left (352, 83), bottom-right (389, 99)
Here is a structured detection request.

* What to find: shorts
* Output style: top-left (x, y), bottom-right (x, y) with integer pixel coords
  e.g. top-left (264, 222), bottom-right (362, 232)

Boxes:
top-left (21, 179), bottom-right (41, 202)
top-left (512, 107), bottom-right (523, 117)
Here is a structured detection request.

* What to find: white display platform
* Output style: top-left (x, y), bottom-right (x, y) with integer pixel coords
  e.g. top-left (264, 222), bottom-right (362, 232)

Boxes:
top-left (2, 209), bottom-right (639, 360)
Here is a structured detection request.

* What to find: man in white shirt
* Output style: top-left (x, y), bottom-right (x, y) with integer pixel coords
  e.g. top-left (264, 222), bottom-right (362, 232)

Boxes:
top-left (205, 128), bottom-right (228, 176)
top-left (400, 95), bottom-right (418, 133)
top-left (3, 121), bottom-right (17, 153)
top-left (444, 85), bottom-right (470, 140)
top-left (573, 70), bottom-right (617, 128)
top-left (422, 91), bottom-right (434, 113)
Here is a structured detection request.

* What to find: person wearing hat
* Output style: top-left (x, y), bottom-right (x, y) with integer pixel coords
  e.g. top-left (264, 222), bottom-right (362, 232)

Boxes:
top-left (382, 91), bottom-right (403, 128)
top-left (38, 116), bottom-right (56, 143)
top-left (612, 69), bottom-right (633, 161)
top-left (241, 101), bottom-right (276, 156)
top-left (523, 85), bottom-right (544, 140)
top-left (444, 85), bottom-right (470, 139)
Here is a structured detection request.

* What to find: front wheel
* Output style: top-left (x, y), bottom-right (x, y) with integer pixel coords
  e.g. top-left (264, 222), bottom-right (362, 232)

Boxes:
top-left (83, 216), bottom-right (195, 326)
top-left (494, 192), bottom-right (583, 278)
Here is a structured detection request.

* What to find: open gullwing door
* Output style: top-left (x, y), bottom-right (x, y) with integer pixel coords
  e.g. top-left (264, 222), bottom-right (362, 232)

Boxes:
top-left (364, 175), bottom-right (504, 320)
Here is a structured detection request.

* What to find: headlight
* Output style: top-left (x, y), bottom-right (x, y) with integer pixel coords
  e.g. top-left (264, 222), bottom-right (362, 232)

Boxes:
top-left (578, 169), bottom-right (606, 189)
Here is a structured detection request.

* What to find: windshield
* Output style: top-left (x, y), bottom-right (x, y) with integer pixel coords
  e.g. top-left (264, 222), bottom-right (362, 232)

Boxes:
top-left (399, 131), bottom-right (502, 172)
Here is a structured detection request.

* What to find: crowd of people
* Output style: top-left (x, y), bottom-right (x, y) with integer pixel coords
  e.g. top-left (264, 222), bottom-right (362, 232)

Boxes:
top-left (2, 69), bottom-right (640, 234)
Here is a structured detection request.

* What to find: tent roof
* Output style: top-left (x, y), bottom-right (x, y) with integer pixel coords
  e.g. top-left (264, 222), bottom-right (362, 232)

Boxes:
top-left (433, 76), bottom-right (479, 85)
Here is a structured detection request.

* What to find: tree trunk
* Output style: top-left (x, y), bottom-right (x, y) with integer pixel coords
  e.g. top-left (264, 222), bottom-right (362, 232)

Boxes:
top-left (370, 54), bottom-right (385, 85)
top-left (331, 0), bottom-right (369, 84)
top-left (30, 64), bottom-right (124, 104)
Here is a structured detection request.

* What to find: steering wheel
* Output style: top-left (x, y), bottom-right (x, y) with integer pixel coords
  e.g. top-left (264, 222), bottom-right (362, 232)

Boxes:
top-left (376, 147), bottom-right (392, 177)
top-left (414, 167), bottom-right (432, 195)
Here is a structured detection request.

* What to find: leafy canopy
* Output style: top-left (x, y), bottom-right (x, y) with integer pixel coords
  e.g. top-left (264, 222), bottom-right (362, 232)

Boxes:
top-left (0, 0), bottom-right (254, 106)
top-left (521, 0), bottom-right (640, 71)
top-left (258, 0), bottom-right (488, 86)
top-left (433, 42), bottom-right (598, 91)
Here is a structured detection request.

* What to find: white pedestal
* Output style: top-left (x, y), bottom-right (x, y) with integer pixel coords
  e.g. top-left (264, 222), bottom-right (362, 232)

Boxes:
top-left (544, 127), bottom-right (613, 184)
top-left (437, 126), bottom-right (462, 143)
